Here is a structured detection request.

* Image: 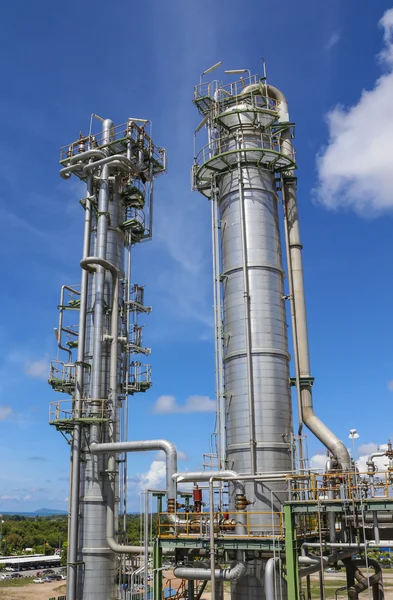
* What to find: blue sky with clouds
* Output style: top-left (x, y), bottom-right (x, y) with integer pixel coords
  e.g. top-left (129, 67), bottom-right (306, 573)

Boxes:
top-left (1, 0), bottom-right (393, 512)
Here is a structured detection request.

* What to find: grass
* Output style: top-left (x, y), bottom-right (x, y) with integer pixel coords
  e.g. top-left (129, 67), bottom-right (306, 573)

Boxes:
top-left (309, 578), bottom-right (393, 599)
top-left (0, 578), bottom-right (31, 588)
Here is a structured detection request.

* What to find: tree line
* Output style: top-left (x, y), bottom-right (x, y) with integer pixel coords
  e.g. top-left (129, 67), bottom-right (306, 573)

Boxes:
top-left (0, 514), bottom-right (154, 557)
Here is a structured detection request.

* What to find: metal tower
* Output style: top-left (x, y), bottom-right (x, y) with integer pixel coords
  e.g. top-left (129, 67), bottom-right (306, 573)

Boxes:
top-left (48, 115), bottom-right (166, 600)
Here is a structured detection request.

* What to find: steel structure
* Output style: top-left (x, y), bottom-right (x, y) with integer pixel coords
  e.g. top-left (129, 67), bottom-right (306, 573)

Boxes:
top-left (189, 67), bottom-right (352, 600)
top-left (47, 69), bottom-right (392, 600)
top-left (49, 115), bottom-right (166, 600)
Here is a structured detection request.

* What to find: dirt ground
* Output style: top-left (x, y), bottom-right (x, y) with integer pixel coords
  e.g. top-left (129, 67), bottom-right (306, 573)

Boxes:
top-left (0, 581), bottom-right (65, 600)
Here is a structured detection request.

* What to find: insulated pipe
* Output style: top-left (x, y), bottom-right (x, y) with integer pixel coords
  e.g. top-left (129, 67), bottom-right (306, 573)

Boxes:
top-left (66, 149), bottom-right (106, 165)
top-left (90, 440), bottom-right (178, 503)
top-left (272, 82), bottom-right (350, 471)
top-left (236, 138), bottom-right (256, 475)
top-left (173, 563), bottom-right (247, 582)
top-left (60, 163), bottom-right (87, 179)
top-left (67, 174), bottom-right (93, 600)
top-left (83, 154), bottom-right (146, 177)
top-left (303, 542), bottom-right (393, 549)
top-left (264, 557), bottom-right (280, 600)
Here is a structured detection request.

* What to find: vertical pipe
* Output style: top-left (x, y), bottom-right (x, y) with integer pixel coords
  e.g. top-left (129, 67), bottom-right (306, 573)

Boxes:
top-left (236, 141), bottom-right (256, 475)
top-left (144, 491), bottom-right (149, 600)
top-left (282, 177), bottom-right (350, 471)
top-left (209, 478), bottom-right (216, 600)
top-left (67, 173), bottom-right (93, 600)
top-left (373, 512), bottom-right (380, 545)
top-left (211, 185), bottom-right (221, 469)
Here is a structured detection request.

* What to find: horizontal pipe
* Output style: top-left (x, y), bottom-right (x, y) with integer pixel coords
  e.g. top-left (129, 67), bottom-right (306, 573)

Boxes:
top-left (303, 542), bottom-right (393, 549)
top-left (67, 149), bottom-right (106, 164)
top-left (90, 440), bottom-right (177, 501)
top-left (298, 551), bottom-right (354, 578)
top-left (83, 154), bottom-right (143, 177)
top-left (174, 562), bottom-right (246, 582)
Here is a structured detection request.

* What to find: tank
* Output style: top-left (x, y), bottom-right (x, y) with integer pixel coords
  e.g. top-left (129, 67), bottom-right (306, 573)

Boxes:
top-left (193, 72), bottom-right (297, 600)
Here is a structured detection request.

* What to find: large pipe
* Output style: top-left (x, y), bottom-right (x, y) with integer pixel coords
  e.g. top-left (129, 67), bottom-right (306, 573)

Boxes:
top-left (174, 563), bottom-right (247, 582)
top-left (66, 174), bottom-right (93, 600)
top-left (347, 559), bottom-right (383, 600)
top-left (91, 439), bottom-right (177, 503)
top-left (268, 81), bottom-right (350, 471)
top-left (298, 551), bottom-right (354, 578)
top-left (83, 154), bottom-right (145, 177)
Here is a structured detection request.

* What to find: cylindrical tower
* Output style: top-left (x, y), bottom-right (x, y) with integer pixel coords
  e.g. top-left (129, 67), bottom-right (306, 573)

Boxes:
top-left (49, 117), bottom-right (166, 600)
top-left (193, 71), bottom-right (297, 599)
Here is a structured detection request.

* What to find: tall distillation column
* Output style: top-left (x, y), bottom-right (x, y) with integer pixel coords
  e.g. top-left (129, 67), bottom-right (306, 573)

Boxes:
top-left (48, 116), bottom-right (166, 600)
top-left (193, 72), bottom-right (297, 599)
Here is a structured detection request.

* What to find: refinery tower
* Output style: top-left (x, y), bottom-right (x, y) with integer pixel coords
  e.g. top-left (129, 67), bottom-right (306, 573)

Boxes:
top-left (49, 67), bottom-right (392, 600)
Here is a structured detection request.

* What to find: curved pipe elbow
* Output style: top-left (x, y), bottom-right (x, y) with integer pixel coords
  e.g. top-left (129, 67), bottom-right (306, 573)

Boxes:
top-left (302, 407), bottom-right (351, 471)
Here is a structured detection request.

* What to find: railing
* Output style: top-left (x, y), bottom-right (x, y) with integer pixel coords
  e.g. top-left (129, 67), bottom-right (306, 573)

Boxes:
top-left (194, 130), bottom-right (295, 169)
top-left (49, 398), bottom-right (109, 423)
top-left (126, 362), bottom-right (152, 393)
top-left (289, 471), bottom-right (393, 501)
top-left (48, 359), bottom-right (75, 393)
top-left (194, 75), bottom-right (280, 114)
top-left (158, 511), bottom-right (284, 539)
top-left (59, 120), bottom-right (166, 176)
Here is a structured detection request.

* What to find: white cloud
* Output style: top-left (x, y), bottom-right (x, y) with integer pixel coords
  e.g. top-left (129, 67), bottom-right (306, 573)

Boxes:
top-left (357, 442), bottom-right (378, 455)
top-left (0, 495), bottom-right (20, 501)
top-left (139, 460), bottom-right (167, 491)
top-left (23, 495), bottom-right (32, 501)
top-left (315, 8), bottom-right (393, 216)
top-left (309, 453), bottom-right (328, 470)
top-left (153, 394), bottom-right (215, 414)
top-left (388, 380), bottom-right (393, 391)
top-left (0, 406), bottom-right (12, 421)
top-left (24, 355), bottom-right (49, 379)
top-left (326, 31), bottom-right (340, 51)
top-left (357, 443), bottom-right (389, 473)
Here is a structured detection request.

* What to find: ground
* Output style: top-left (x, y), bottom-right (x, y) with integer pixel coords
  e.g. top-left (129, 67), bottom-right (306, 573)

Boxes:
top-left (0, 571), bottom-right (392, 600)
top-left (0, 580), bottom-right (65, 600)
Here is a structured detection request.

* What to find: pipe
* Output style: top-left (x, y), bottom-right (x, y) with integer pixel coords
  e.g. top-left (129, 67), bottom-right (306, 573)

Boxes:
top-left (173, 563), bottom-right (246, 582)
top-left (67, 174), bottom-right (93, 600)
top-left (347, 559), bottom-right (383, 600)
top-left (174, 470), bottom-right (240, 484)
top-left (83, 154), bottom-right (146, 177)
top-left (66, 149), bottom-right (106, 165)
top-left (303, 542), bottom-right (393, 549)
top-left (60, 163), bottom-right (87, 179)
top-left (273, 82), bottom-right (350, 471)
top-left (298, 551), bottom-right (354, 578)
top-left (90, 439), bottom-right (177, 555)
top-left (264, 557), bottom-right (280, 600)
top-left (91, 439), bottom-right (177, 504)
top-left (237, 135), bottom-right (256, 475)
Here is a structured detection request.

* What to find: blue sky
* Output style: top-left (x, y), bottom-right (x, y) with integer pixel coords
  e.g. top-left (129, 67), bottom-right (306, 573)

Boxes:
top-left (1, 0), bottom-right (393, 512)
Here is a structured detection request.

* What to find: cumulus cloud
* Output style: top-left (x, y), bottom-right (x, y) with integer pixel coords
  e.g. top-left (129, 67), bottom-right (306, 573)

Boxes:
top-left (153, 394), bottom-right (216, 414)
top-left (0, 406), bottom-right (12, 421)
top-left (139, 460), bottom-right (167, 490)
top-left (315, 8), bottom-right (393, 216)
top-left (24, 355), bottom-right (49, 379)
top-left (309, 453), bottom-right (328, 470)
top-left (358, 443), bottom-right (389, 473)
